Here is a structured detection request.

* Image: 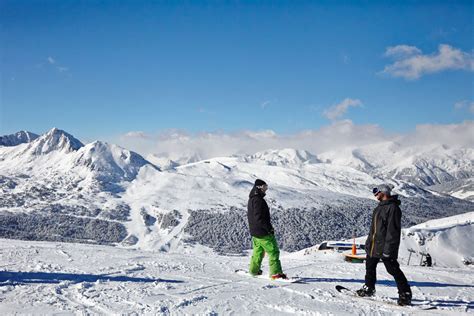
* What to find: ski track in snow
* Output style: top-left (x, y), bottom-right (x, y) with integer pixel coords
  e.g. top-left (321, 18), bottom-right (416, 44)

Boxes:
top-left (1, 239), bottom-right (473, 315)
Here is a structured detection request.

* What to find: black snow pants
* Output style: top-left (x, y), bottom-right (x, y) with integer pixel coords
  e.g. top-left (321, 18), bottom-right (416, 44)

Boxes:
top-left (365, 257), bottom-right (411, 293)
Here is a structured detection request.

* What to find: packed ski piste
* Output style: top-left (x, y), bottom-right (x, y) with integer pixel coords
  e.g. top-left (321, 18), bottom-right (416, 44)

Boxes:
top-left (1, 178), bottom-right (473, 315)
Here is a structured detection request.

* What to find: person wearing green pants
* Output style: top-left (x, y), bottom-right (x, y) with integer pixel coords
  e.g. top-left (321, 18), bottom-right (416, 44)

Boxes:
top-left (247, 179), bottom-right (286, 279)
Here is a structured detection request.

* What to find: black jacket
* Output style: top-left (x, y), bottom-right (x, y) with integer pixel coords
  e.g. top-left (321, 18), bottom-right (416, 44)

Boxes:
top-left (365, 196), bottom-right (402, 259)
top-left (247, 186), bottom-right (274, 237)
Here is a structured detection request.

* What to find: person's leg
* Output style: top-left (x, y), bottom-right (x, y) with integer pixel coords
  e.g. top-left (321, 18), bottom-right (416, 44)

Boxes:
top-left (364, 257), bottom-right (380, 289)
top-left (249, 237), bottom-right (265, 275)
top-left (260, 235), bottom-right (283, 276)
top-left (382, 258), bottom-right (411, 293)
top-left (357, 256), bottom-right (379, 296)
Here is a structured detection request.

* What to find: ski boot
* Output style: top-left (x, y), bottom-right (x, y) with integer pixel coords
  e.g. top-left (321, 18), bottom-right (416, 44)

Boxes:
top-left (356, 285), bottom-right (376, 297)
top-left (398, 291), bottom-right (412, 306)
top-left (271, 273), bottom-right (288, 280)
top-left (250, 269), bottom-right (263, 276)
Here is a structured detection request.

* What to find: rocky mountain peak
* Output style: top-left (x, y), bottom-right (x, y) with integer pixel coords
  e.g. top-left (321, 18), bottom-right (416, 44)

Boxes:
top-left (0, 130), bottom-right (39, 146)
top-left (30, 128), bottom-right (84, 154)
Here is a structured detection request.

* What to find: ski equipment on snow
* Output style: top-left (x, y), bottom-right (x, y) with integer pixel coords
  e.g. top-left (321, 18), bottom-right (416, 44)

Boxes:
top-left (235, 269), bottom-right (301, 283)
top-left (335, 285), bottom-right (437, 310)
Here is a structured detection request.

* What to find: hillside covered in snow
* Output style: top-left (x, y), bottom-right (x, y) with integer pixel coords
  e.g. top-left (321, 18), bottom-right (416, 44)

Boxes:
top-left (0, 128), bottom-right (472, 254)
top-left (399, 211), bottom-right (474, 268)
top-left (0, 212), bottom-right (472, 314)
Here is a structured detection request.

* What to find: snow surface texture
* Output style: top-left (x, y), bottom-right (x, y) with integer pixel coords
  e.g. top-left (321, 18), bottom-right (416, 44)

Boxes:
top-left (0, 128), bottom-right (472, 254)
top-left (0, 235), bottom-right (472, 314)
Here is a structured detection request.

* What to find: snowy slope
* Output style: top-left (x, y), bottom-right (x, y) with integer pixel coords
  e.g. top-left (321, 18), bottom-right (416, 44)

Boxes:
top-left (399, 211), bottom-right (474, 268)
top-left (146, 154), bottom-right (180, 170)
top-left (428, 178), bottom-right (474, 202)
top-left (1, 128), bottom-right (473, 313)
top-left (119, 154), bottom-right (472, 253)
top-left (0, 237), bottom-right (472, 315)
top-left (120, 155), bottom-right (380, 251)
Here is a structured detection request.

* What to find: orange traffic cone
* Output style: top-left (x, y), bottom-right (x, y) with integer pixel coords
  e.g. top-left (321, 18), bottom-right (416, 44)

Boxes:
top-left (352, 235), bottom-right (357, 255)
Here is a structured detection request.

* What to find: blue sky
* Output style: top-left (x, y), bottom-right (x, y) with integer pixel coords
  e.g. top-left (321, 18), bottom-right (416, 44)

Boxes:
top-left (1, 1), bottom-right (473, 140)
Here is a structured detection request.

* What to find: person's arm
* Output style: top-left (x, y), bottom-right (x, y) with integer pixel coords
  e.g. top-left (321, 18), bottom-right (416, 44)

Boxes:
top-left (253, 198), bottom-right (273, 235)
top-left (382, 205), bottom-right (402, 258)
top-left (365, 209), bottom-right (376, 255)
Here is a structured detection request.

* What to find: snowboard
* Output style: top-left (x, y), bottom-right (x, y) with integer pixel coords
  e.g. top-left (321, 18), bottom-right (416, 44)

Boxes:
top-left (235, 269), bottom-right (301, 283)
top-left (335, 285), bottom-right (437, 310)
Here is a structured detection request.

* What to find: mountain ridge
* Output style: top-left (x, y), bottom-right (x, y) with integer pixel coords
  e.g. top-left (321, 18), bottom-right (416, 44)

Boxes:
top-left (0, 128), bottom-right (472, 253)
top-left (0, 131), bottom-right (39, 146)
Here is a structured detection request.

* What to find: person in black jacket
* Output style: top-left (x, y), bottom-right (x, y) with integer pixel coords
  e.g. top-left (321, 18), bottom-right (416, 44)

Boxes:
top-left (247, 179), bottom-right (286, 279)
top-left (357, 184), bottom-right (412, 306)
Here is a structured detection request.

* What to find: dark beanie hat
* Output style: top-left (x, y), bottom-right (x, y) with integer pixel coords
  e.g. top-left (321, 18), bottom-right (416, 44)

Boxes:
top-left (254, 179), bottom-right (267, 186)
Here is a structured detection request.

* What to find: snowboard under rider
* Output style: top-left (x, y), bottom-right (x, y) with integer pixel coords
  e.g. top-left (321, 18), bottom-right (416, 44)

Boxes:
top-left (357, 184), bottom-right (412, 306)
top-left (247, 179), bottom-right (287, 280)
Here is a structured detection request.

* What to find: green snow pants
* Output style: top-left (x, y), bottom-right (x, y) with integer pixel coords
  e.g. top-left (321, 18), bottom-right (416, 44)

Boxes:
top-left (249, 234), bottom-right (283, 276)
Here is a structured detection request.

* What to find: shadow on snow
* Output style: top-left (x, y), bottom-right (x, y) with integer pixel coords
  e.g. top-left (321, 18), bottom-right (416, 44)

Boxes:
top-left (297, 277), bottom-right (474, 288)
top-left (297, 277), bottom-right (473, 309)
top-left (410, 299), bottom-right (473, 310)
top-left (0, 270), bottom-right (184, 286)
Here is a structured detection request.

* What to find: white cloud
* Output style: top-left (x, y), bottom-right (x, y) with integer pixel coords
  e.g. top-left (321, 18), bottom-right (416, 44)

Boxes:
top-left (123, 131), bottom-right (150, 138)
top-left (454, 100), bottom-right (467, 110)
top-left (384, 45), bottom-right (421, 58)
top-left (41, 56), bottom-right (69, 74)
top-left (342, 54), bottom-right (350, 64)
top-left (323, 98), bottom-right (362, 121)
top-left (115, 120), bottom-right (385, 161)
top-left (405, 121), bottom-right (474, 148)
top-left (454, 100), bottom-right (474, 114)
top-left (113, 121), bottom-right (474, 163)
top-left (260, 100), bottom-right (271, 109)
top-left (382, 44), bottom-right (474, 80)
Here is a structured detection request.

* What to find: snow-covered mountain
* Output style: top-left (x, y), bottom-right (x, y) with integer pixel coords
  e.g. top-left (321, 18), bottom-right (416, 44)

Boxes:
top-left (317, 141), bottom-right (474, 203)
top-left (0, 128), bottom-right (156, 184)
top-left (0, 128), bottom-right (472, 254)
top-left (75, 141), bottom-right (158, 182)
top-left (27, 127), bottom-right (84, 154)
top-left (146, 154), bottom-right (180, 170)
top-left (148, 151), bottom-right (204, 169)
top-left (243, 148), bottom-right (321, 166)
top-left (428, 178), bottom-right (474, 202)
top-left (0, 128), bottom-right (158, 245)
top-left (0, 131), bottom-right (38, 146)
top-left (318, 141), bottom-right (473, 186)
